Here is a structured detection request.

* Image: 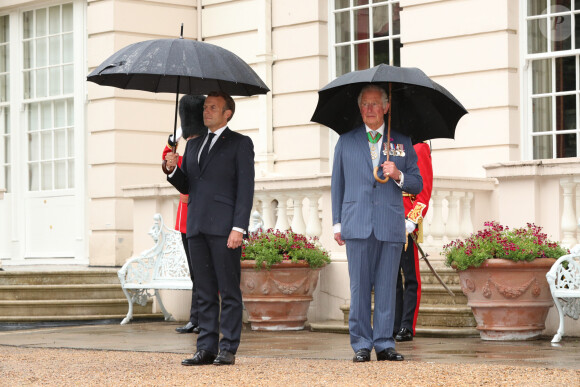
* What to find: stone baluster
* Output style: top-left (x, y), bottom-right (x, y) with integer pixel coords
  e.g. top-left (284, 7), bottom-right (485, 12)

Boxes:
top-left (560, 178), bottom-right (578, 247)
top-left (430, 190), bottom-right (446, 246)
top-left (305, 193), bottom-right (322, 238)
top-left (260, 196), bottom-right (275, 230)
top-left (446, 192), bottom-right (461, 242)
top-left (290, 194), bottom-right (306, 234)
top-left (460, 192), bottom-right (474, 238)
top-left (274, 195), bottom-right (290, 231)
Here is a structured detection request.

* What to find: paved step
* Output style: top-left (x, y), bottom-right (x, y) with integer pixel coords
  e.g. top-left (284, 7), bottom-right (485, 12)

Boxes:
top-left (0, 284), bottom-right (125, 301)
top-left (0, 270), bottom-right (120, 285)
top-left (0, 313), bottom-right (164, 323)
top-left (309, 320), bottom-right (479, 337)
top-left (417, 305), bottom-right (476, 327)
top-left (0, 299), bottom-right (153, 317)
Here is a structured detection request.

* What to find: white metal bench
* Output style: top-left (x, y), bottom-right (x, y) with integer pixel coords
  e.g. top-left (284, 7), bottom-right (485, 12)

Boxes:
top-left (546, 245), bottom-right (580, 343)
top-left (117, 213), bottom-right (192, 325)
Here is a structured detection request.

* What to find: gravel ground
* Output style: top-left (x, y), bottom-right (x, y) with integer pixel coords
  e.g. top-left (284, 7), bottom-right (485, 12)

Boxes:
top-left (1, 346), bottom-right (578, 386)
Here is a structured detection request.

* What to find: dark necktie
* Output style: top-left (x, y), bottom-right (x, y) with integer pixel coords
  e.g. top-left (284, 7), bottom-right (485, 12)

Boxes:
top-left (199, 132), bottom-right (215, 168)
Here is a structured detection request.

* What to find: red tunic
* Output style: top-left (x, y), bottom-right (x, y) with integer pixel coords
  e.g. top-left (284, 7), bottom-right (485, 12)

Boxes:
top-left (404, 142), bottom-right (433, 239)
top-left (163, 145), bottom-right (188, 233)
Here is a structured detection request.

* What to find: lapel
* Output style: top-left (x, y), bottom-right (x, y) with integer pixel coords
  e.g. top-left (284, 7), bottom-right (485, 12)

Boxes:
top-left (200, 127), bottom-right (231, 174)
top-left (353, 126), bottom-right (373, 169)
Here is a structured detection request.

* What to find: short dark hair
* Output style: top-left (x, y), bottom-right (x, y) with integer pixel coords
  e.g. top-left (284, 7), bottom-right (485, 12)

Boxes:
top-left (207, 91), bottom-right (235, 122)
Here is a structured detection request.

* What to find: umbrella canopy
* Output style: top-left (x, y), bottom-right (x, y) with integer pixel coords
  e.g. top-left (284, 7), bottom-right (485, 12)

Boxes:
top-left (87, 37), bottom-right (269, 96)
top-left (311, 64), bottom-right (467, 144)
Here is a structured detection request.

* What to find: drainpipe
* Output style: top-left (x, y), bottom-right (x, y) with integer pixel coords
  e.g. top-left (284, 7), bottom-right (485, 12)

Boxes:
top-left (197, 0), bottom-right (202, 40)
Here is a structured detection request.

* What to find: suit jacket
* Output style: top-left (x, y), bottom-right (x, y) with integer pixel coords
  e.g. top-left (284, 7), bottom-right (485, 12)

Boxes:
top-left (168, 128), bottom-right (255, 238)
top-left (331, 125), bottom-right (422, 243)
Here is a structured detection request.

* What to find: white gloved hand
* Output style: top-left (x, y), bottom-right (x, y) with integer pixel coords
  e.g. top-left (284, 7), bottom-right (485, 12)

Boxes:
top-left (169, 126), bottom-right (183, 143)
top-left (405, 219), bottom-right (416, 234)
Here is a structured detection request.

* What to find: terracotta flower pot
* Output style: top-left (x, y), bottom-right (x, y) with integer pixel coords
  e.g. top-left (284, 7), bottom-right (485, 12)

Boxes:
top-left (457, 258), bottom-right (556, 340)
top-left (240, 260), bottom-right (323, 331)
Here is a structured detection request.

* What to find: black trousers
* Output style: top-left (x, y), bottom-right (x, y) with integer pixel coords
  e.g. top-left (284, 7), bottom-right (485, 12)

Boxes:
top-left (187, 233), bottom-right (243, 355)
top-left (394, 234), bottom-right (422, 335)
top-left (181, 233), bottom-right (199, 326)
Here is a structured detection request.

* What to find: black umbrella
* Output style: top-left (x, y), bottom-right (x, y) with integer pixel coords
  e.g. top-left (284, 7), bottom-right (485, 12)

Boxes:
top-left (87, 25), bottom-right (269, 160)
top-left (310, 64), bottom-right (467, 144)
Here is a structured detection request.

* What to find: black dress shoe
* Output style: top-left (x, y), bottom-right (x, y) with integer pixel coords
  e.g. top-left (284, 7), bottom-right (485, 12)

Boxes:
top-left (181, 350), bottom-right (217, 366)
top-left (352, 348), bottom-right (371, 363)
top-left (175, 322), bottom-right (200, 334)
top-left (376, 348), bottom-right (404, 361)
top-left (395, 327), bottom-right (413, 342)
top-left (213, 350), bottom-right (235, 365)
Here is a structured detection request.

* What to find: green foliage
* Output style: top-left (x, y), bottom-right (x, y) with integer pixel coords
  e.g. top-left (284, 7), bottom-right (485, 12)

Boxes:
top-left (242, 229), bottom-right (331, 270)
top-left (443, 221), bottom-right (569, 271)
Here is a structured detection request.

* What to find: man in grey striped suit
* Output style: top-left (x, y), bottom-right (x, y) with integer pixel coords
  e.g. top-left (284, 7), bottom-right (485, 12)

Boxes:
top-left (331, 84), bottom-right (423, 362)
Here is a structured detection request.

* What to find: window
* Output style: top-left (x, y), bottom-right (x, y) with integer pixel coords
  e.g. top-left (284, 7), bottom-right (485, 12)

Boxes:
top-left (331, 0), bottom-right (401, 77)
top-left (22, 4), bottom-right (75, 191)
top-left (0, 15), bottom-right (9, 192)
top-left (525, 1), bottom-right (579, 159)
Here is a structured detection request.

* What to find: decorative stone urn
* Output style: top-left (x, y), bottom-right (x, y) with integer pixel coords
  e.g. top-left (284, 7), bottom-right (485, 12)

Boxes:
top-left (457, 258), bottom-right (556, 340)
top-left (240, 260), bottom-right (324, 331)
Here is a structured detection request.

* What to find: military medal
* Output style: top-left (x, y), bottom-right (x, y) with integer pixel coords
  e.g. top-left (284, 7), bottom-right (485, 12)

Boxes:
top-left (367, 131), bottom-right (382, 160)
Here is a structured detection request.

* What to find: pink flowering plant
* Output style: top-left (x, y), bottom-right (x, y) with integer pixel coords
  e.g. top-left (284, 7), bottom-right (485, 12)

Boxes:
top-left (242, 229), bottom-right (331, 270)
top-left (443, 221), bottom-right (568, 271)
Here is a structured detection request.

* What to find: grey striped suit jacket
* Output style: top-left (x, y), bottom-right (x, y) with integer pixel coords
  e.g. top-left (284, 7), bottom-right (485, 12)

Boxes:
top-left (331, 125), bottom-right (423, 242)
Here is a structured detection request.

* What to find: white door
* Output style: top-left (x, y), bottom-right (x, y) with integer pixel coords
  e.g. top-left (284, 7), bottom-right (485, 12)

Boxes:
top-left (0, 2), bottom-right (86, 265)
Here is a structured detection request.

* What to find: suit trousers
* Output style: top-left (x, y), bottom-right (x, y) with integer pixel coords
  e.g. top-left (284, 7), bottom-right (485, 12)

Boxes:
top-left (187, 233), bottom-right (243, 355)
top-left (394, 234), bottom-right (422, 335)
top-left (346, 232), bottom-right (403, 353)
top-left (181, 233), bottom-right (199, 326)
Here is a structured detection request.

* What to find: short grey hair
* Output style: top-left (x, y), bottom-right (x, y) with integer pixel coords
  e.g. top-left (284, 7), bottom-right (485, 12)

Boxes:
top-left (357, 84), bottom-right (389, 108)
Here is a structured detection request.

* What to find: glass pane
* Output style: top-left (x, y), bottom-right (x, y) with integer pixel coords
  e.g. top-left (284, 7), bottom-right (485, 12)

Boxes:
top-left (54, 160), bottom-right (65, 189)
top-left (36, 69), bottom-right (47, 98)
top-left (393, 38), bottom-right (401, 66)
top-left (335, 0), bottom-right (350, 10)
top-left (555, 56), bottom-right (575, 91)
top-left (4, 137), bottom-right (10, 161)
top-left (2, 108), bottom-right (8, 134)
top-left (533, 135), bottom-right (553, 158)
top-left (575, 0), bottom-right (580, 9)
top-left (23, 11), bottom-right (33, 39)
top-left (0, 74), bottom-right (6, 102)
top-left (41, 162), bottom-right (52, 190)
top-left (335, 11), bottom-right (351, 43)
top-left (63, 64), bottom-right (73, 94)
top-left (41, 131), bottom-right (52, 160)
top-left (556, 133), bottom-right (576, 157)
top-left (373, 39), bottom-right (389, 66)
top-left (67, 98), bottom-right (74, 126)
top-left (55, 100), bottom-right (65, 127)
top-left (36, 37), bottom-right (47, 66)
top-left (577, 14), bottom-right (580, 48)
top-left (49, 6), bottom-right (61, 35)
top-left (556, 95), bottom-right (576, 130)
top-left (63, 4), bottom-right (73, 32)
top-left (23, 41), bottom-right (33, 69)
top-left (354, 8), bottom-right (369, 41)
top-left (23, 71), bottom-right (32, 99)
top-left (49, 36), bottom-right (60, 65)
top-left (529, 0), bottom-right (548, 16)
top-left (54, 129), bottom-right (65, 158)
top-left (551, 15), bottom-right (572, 51)
top-left (29, 133), bottom-right (39, 161)
top-left (528, 19), bottom-right (548, 53)
top-left (532, 97), bottom-right (552, 132)
top-left (67, 127), bottom-right (74, 157)
top-left (552, 0), bottom-right (571, 8)
top-left (0, 16), bottom-right (8, 42)
top-left (63, 33), bottom-right (73, 62)
top-left (36, 8), bottom-right (47, 37)
top-left (49, 67), bottom-right (60, 96)
top-left (5, 166), bottom-right (10, 192)
top-left (354, 42), bottom-right (370, 70)
top-left (29, 163), bottom-right (39, 191)
top-left (29, 104), bottom-right (39, 132)
top-left (532, 59), bottom-right (552, 94)
top-left (67, 160), bottom-right (74, 188)
top-left (356, 0), bottom-right (369, 5)
top-left (392, 4), bottom-right (401, 36)
top-left (0, 46), bottom-right (6, 72)
top-left (373, 5), bottom-right (389, 37)
top-left (336, 45), bottom-right (351, 76)
top-left (41, 102), bottom-right (51, 130)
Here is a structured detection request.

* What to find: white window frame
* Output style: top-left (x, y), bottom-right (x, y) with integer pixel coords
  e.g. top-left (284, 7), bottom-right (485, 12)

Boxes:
top-left (520, 0), bottom-right (580, 160)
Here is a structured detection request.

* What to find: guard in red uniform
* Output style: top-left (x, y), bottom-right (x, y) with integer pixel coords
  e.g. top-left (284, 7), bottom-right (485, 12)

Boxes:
top-left (162, 94), bottom-right (207, 334)
top-left (393, 141), bottom-right (433, 341)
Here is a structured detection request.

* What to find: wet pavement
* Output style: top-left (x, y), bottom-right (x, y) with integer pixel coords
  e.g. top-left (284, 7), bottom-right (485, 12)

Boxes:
top-left (0, 321), bottom-right (579, 370)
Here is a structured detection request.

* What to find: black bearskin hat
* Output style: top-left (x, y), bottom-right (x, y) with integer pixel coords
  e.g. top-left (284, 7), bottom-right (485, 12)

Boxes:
top-left (179, 95), bottom-right (207, 139)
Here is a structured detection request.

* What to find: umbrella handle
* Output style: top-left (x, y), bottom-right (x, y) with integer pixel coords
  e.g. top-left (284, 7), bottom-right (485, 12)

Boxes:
top-left (373, 166), bottom-right (389, 183)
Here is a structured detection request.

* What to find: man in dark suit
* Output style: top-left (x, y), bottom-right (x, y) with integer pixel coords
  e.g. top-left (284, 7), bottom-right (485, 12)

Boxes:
top-left (331, 84), bottom-right (422, 362)
top-left (165, 91), bottom-right (255, 366)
